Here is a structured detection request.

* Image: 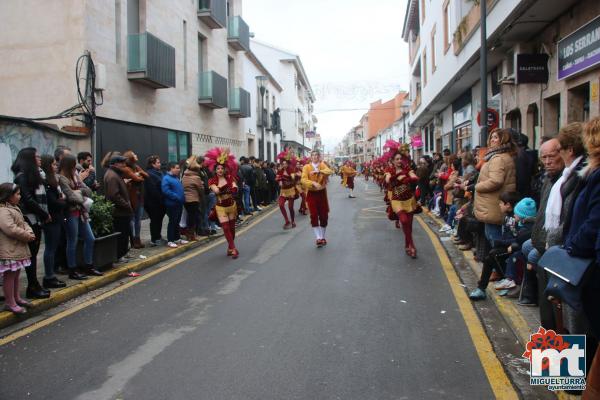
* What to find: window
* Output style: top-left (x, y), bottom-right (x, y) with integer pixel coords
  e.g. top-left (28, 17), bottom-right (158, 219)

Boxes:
top-left (422, 50), bottom-right (428, 87)
top-left (567, 82), bottom-right (590, 123)
top-left (543, 94), bottom-right (561, 137)
top-left (168, 132), bottom-right (190, 163)
top-left (442, 0), bottom-right (450, 54)
top-left (506, 51), bottom-right (514, 77)
top-left (431, 25), bottom-right (436, 73)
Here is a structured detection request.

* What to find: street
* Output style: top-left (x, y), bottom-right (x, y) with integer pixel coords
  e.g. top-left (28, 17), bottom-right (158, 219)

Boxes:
top-left (0, 179), bottom-right (508, 400)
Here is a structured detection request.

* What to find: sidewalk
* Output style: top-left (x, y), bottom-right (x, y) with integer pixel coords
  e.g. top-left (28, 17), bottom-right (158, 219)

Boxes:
top-left (420, 211), bottom-right (577, 400)
top-left (0, 206), bottom-right (274, 330)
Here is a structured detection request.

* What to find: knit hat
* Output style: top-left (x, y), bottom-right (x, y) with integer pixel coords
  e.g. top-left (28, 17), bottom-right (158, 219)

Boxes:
top-left (514, 197), bottom-right (537, 219)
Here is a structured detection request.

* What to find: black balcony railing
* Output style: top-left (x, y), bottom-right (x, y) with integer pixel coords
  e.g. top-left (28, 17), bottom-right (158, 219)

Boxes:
top-left (127, 32), bottom-right (176, 88)
top-left (197, 0), bottom-right (227, 29)
top-left (229, 88), bottom-right (251, 118)
top-left (198, 71), bottom-right (228, 109)
top-left (227, 16), bottom-right (250, 51)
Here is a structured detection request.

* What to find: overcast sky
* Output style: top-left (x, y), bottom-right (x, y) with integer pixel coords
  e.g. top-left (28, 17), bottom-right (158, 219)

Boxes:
top-left (244, 0), bottom-right (410, 152)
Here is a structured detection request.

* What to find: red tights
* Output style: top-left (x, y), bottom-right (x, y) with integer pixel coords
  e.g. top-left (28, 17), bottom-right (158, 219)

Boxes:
top-left (397, 212), bottom-right (415, 250)
top-left (278, 197), bottom-right (295, 223)
top-left (299, 192), bottom-right (307, 213)
top-left (221, 220), bottom-right (236, 249)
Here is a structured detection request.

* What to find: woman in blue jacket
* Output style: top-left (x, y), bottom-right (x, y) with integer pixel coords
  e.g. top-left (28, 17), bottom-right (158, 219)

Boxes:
top-left (563, 117), bottom-right (600, 339)
top-left (161, 162), bottom-right (187, 248)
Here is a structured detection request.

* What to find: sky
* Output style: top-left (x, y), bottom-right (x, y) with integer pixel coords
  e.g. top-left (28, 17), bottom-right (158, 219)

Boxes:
top-left (244, 0), bottom-right (410, 153)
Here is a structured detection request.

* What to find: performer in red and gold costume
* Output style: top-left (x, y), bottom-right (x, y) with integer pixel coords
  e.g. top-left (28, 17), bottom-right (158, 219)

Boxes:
top-left (301, 150), bottom-right (334, 247)
top-left (363, 161), bottom-right (371, 182)
top-left (205, 147), bottom-right (240, 259)
top-left (275, 149), bottom-right (299, 230)
top-left (297, 156), bottom-right (309, 215)
top-left (383, 141), bottom-right (419, 258)
top-left (341, 160), bottom-right (358, 198)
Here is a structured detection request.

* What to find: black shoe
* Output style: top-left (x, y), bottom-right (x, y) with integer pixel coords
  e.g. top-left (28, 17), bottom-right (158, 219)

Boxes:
top-left (518, 297), bottom-right (538, 307)
top-left (43, 277), bottom-right (67, 289)
top-left (198, 229), bottom-right (210, 237)
top-left (26, 286), bottom-right (51, 299)
top-left (210, 229), bottom-right (217, 235)
top-left (85, 266), bottom-right (104, 277)
top-left (68, 271), bottom-right (88, 280)
top-left (54, 266), bottom-right (69, 275)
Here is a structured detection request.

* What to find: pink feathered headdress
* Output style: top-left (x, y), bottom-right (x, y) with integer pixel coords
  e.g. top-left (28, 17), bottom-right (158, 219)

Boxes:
top-left (383, 139), bottom-right (411, 161)
top-left (276, 149), bottom-right (297, 167)
top-left (203, 147), bottom-right (238, 177)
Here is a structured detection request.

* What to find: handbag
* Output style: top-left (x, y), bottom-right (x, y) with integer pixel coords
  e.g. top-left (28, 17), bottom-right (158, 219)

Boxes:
top-left (538, 245), bottom-right (595, 311)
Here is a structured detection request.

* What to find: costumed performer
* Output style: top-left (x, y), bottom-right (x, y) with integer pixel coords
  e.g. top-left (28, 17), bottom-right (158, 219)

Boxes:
top-left (205, 147), bottom-right (240, 259)
top-left (384, 141), bottom-right (419, 258)
top-left (275, 149), bottom-right (298, 230)
top-left (341, 160), bottom-right (358, 198)
top-left (301, 150), bottom-right (333, 248)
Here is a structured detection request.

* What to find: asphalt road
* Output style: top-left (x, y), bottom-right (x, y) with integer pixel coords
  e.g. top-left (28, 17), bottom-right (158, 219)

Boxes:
top-left (0, 178), bottom-right (499, 400)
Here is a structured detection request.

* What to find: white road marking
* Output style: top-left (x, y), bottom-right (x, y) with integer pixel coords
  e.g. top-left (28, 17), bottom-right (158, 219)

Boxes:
top-left (216, 269), bottom-right (256, 295)
top-left (248, 230), bottom-right (300, 264)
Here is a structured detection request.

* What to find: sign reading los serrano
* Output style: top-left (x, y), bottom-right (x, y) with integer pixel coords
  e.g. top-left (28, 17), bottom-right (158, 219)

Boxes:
top-left (558, 15), bottom-right (600, 80)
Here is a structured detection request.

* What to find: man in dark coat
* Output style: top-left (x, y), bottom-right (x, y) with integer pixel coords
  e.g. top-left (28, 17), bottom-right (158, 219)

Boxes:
top-left (527, 139), bottom-right (564, 327)
top-left (103, 155), bottom-right (133, 260)
top-left (511, 130), bottom-right (538, 198)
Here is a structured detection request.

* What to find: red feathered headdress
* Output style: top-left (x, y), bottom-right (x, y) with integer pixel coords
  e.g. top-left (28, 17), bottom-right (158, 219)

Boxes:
top-left (203, 147), bottom-right (238, 177)
top-left (383, 140), bottom-right (411, 162)
top-left (276, 149), bottom-right (297, 167)
top-left (298, 156), bottom-right (310, 166)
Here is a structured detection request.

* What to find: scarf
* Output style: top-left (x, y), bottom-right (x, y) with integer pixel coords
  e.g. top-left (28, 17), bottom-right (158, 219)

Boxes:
top-left (484, 143), bottom-right (513, 161)
top-left (544, 156), bottom-right (583, 231)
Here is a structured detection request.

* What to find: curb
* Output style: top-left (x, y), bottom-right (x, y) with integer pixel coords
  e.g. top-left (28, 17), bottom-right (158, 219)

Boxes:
top-left (0, 206), bottom-right (275, 331)
top-left (420, 211), bottom-right (535, 345)
top-left (420, 212), bottom-right (577, 400)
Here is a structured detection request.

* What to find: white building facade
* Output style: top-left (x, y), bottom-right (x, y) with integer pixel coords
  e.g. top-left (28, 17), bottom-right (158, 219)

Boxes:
top-left (0, 0), bottom-right (253, 172)
top-left (250, 40), bottom-right (316, 157)
top-left (402, 0), bottom-right (599, 156)
top-left (242, 50), bottom-right (283, 161)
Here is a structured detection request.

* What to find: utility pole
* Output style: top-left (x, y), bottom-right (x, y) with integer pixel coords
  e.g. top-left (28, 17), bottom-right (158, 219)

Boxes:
top-left (480, 0), bottom-right (488, 146)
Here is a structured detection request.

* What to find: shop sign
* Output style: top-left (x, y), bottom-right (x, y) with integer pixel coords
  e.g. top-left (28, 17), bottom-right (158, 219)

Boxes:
top-left (477, 108), bottom-right (500, 131)
top-left (558, 15), bottom-right (600, 80)
top-left (516, 54), bottom-right (549, 84)
top-left (411, 135), bottom-right (423, 148)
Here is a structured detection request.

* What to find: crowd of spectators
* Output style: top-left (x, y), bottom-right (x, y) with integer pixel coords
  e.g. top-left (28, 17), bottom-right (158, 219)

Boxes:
top-left (420, 118), bottom-right (600, 387)
top-left (1, 147), bottom-right (282, 308)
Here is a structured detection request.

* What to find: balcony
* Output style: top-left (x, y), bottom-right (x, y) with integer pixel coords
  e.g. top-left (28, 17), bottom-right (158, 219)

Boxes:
top-left (410, 92), bottom-right (422, 114)
top-left (228, 88), bottom-right (251, 118)
top-left (452, 0), bottom-right (497, 55)
top-left (127, 32), bottom-right (176, 89)
top-left (198, 71), bottom-right (228, 109)
top-left (227, 16), bottom-right (250, 51)
top-left (197, 0), bottom-right (227, 29)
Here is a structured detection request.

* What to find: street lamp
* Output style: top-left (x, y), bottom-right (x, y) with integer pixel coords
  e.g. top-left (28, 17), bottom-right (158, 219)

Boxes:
top-left (256, 75), bottom-right (268, 160)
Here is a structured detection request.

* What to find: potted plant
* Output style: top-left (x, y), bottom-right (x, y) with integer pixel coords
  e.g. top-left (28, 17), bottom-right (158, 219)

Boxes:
top-left (77, 193), bottom-right (121, 269)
